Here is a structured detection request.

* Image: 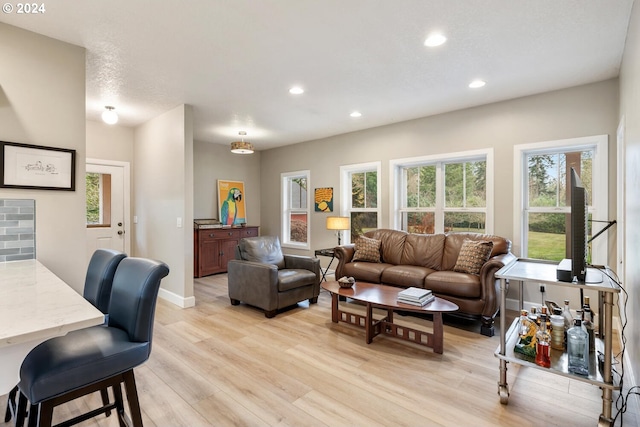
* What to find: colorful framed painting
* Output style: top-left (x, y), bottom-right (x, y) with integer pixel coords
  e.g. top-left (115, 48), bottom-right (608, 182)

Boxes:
top-left (217, 180), bottom-right (247, 226)
top-left (314, 187), bottom-right (333, 212)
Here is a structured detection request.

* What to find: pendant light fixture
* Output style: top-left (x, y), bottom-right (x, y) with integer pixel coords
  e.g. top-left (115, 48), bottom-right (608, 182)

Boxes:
top-left (101, 106), bottom-right (118, 125)
top-left (230, 131), bottom-right (254, 154)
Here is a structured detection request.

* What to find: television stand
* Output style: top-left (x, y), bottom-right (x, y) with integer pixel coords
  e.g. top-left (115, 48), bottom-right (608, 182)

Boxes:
top-left (556, 258), bottom-right (604, 283)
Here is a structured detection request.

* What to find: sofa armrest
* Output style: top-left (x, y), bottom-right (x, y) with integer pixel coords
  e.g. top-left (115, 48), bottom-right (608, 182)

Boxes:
top-left (334, 244), bottom-right (355, 279)
top-left (478, 252), bottom-right (518, 318)
top-left (227, 260), bottom-right (279, 309)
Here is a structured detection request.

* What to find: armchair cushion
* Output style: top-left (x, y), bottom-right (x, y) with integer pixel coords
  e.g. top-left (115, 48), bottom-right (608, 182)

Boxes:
top-left (238, 235), bottom-right (285, 269)
top-left (278, 269), bottom-right (317, 292)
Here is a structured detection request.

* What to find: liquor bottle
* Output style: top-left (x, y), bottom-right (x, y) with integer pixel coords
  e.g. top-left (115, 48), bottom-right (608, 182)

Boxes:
top-left (528, 306), bottom-right (539, 326)
top-left (535, 314), bottom-right (551, 368)
top-left (582, 296), bottom-right (596, 353)
top-left (550, 314), bottom-right (565, 350)
top-left (519, 309), bottom-right (530, 338)
top-left (562, 300), bottom-right (573, 329)
top-left (567, 318), bottom-right (589, 376)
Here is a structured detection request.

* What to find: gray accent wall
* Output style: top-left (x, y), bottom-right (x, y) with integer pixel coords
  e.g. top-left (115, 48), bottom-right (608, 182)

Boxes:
top-left (0, 199), bottom-right (35, 262)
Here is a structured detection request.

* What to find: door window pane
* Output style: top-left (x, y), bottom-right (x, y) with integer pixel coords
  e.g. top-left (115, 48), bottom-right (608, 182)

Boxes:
top-left (86, 172), bottom-right (111, 227)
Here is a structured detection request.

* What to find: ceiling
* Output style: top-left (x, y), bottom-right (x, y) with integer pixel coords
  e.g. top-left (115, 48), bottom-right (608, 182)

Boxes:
top-left (1, 0), bottom-right (635, 150)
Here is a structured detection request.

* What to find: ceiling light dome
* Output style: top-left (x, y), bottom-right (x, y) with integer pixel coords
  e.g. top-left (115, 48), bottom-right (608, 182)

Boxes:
top-left (101, 106), bottom-right (118, 124)
top-left (230, 131), bottom-right (254, 154)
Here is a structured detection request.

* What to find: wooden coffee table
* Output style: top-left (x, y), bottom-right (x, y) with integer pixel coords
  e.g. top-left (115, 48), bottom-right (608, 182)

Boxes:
top-left (321, 281), bottom-right (458, 354)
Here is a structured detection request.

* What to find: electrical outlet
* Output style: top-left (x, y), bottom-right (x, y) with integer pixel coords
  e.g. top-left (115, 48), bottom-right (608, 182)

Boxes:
top-left (539, 284), bottom-right (545, 293)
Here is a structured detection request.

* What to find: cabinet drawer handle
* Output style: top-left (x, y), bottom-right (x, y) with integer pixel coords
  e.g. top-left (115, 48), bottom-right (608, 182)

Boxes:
top-left (209, 233), bottom-right (215, 237)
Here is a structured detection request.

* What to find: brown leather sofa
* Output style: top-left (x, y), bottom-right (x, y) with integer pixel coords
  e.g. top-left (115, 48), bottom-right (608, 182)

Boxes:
top-left (334, 229), bottom-right (516, 336)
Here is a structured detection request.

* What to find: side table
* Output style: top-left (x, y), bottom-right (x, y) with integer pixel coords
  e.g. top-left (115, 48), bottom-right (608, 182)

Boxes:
top-left (314, 248), bottom-right (336, 282)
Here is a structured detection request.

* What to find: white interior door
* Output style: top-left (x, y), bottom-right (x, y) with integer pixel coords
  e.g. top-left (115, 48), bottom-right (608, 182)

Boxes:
top-left (86, 160), bottom-right (131, 262)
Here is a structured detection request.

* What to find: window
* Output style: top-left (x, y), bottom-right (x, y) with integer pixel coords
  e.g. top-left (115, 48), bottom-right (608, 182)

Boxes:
top-left (514, 135), bottom-right (608, 263)
top-left (391, 150), bottom-right (493, 234)
top-left (340, 162), bottom-right (381, 243)
top-left (86, 172), bottom-right (111, 227)
top-left (281, 170), bottom-right (310, 249)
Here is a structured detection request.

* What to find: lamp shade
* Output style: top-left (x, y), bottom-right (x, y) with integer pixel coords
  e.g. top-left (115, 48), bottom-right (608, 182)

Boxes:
top-left (326, 216), bottom-right (350, 230)
top-left (230, 141), bottom-right (254, 154)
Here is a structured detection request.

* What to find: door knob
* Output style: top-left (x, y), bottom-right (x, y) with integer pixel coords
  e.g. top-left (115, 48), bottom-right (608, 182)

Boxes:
top-left (118, 230), bottom-right (124, 235)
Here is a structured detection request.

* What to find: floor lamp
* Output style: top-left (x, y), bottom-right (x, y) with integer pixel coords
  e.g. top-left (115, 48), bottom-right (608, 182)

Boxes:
top-left (326, 216), bottom-right (350, 246)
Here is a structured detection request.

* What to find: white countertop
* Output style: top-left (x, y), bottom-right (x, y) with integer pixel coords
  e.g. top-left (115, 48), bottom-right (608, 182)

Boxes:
top-left (0, 259), bottom-right (105, 393)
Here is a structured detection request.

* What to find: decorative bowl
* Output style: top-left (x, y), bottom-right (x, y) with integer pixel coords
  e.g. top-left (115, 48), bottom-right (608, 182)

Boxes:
top-left (338, 276), bottom-right (355, 288)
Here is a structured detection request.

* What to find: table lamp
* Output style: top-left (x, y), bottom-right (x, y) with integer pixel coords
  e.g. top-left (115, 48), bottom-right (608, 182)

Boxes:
top-left (326, 216), bottom-right (350, 245)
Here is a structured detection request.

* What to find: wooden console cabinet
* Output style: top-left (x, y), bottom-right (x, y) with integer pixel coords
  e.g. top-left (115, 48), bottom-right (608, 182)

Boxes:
top-left (194, 226), bottom-right (259, 277)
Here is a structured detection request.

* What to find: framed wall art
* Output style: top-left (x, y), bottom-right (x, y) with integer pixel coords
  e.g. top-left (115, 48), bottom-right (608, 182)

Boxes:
top-left (217, 179), bottom-right (247, 226)
top-left (1, 141), bottom-right (76, 191)
top-left (314, 187), bottom-right (333, 212)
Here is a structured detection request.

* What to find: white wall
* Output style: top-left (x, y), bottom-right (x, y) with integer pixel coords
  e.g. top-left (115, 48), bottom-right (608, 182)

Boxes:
top-left (0, 23), bottom-right (87, 292)
top-left (259, 79), bottom-right (619, 306)
top-left (619, 0), bottom-right (640, 404)
top-left (133, 104), bottom-right (194, 307)
top-left (193, 140), bottom-right (261, 225)
top-left (86, 120), bottom-right (134, 163)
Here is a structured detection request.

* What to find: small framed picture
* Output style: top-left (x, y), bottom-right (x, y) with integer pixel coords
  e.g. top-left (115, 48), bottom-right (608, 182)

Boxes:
top-left (1, 141), bottom-right (76, 191)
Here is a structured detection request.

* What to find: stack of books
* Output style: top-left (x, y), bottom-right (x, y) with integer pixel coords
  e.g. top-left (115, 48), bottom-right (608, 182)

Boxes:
top-left (397, 287), bottom-right (434, 306)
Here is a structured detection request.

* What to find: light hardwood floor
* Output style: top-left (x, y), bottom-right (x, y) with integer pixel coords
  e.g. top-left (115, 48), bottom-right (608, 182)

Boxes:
top-left (2, 274), bottom-right (638, 427)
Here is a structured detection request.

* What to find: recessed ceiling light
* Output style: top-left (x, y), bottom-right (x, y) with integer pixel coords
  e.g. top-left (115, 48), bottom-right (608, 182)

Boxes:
top-left (289, 86), bottom-right (304, 95)
top-left (350, 111), bottom-right (362, 118)
top-left (424, 33), bottom-right (447, 47)
top-left (469, 80), bottom-right (486, 89)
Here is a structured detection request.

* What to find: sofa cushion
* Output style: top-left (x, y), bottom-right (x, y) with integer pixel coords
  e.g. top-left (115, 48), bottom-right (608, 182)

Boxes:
top-left (400, 234), bottom-right (445, 270)
top-left (353, 236), bottom-right (381, 263)
top-left (425, 271), bottom-right (482, 299)
top-left (442, 233), bottom-right (508, 270)
top-left (239, 236), bottom-right (285, 269)
top-left (341, 262), bottom-right (392, 283)
top-left (453, 239), bottom-right (493, 275)
top-left (381, 265), bottom-right (433, 288)
top-left (364, 229), bottom-right (406, 265)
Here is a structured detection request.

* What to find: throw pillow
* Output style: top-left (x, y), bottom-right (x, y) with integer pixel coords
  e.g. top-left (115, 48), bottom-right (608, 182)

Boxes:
top-left (453, 239), bottom-right (494, 275)
top-left (352, 236), bottom-right (381, 263)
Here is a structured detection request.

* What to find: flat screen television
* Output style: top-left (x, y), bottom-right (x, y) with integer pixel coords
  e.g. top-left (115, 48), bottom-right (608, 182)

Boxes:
top-left (557, 167), bottom-right (587, 282)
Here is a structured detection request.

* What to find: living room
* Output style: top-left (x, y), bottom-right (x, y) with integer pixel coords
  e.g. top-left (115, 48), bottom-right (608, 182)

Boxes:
top-left (2, 1), bottom-right (640, 425)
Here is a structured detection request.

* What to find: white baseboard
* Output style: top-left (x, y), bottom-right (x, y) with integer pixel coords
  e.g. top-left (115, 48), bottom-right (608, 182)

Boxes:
top-left (158, 287), bottom-right (196, 308)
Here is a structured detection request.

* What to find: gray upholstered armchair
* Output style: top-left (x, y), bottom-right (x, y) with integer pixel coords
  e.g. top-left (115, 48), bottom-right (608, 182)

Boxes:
top-left (227, 236), bottom-right (321, 318)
